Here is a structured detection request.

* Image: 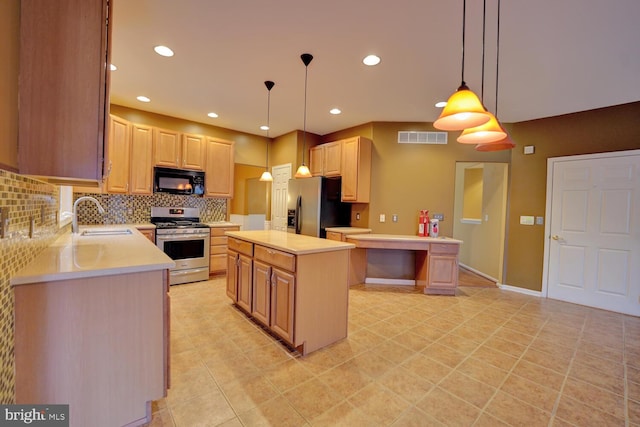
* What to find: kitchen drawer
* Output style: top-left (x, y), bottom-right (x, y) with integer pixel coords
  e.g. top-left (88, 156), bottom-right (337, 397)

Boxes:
top-left (228, 237), bottom-right (253, 256)
top-left (210, 236), bottom-right (228, 246)
top-left (210, 254), bottom-right (227, 272)
top-left (254, 245), bottom-right (296, 272)
top-left (211, 226), bottom-right (240, 237)
top-left (210, 246), bottom-right (227, 255)
top-left (429, 243), bottom-right (459, 255)
top-left (325, 231), bottom-right (343, 242)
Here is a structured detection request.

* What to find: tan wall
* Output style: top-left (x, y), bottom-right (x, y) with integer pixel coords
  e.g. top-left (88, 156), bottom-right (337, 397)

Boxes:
top-left (0, 0), bottom-right (19, 171)
top-left (231, 164), bottom-right (267, 215)
top-left (506, 101), bottom-right (640, 291)
top-left (109, 105), bottom-right (269, 167)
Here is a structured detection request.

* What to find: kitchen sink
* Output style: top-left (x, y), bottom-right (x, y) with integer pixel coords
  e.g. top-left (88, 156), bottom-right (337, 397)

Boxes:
top-left (80, 228), bottom-right (132, 236)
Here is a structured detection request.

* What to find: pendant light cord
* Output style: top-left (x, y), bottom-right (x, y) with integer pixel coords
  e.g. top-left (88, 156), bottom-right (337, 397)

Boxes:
top-left (481, 0), bottom-right (486, 103)
top-left (302, 63), bottom-right (308, 163)
top-left (461, 0), bottom-right (466, 84)
top-left (495, 0), bottom-right (501, 118)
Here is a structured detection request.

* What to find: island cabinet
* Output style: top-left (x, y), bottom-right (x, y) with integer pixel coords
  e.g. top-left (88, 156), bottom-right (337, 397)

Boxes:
top-left (341, 136), bottom-right (372, 202)
top-left (227, 237), bottom-right (254, 312)
top-left (19, 0), bottom-right (111, 181)
top-left (225, 230), bottom-right (353, 355)
top-left (310, 140), bottom-right (342, 177)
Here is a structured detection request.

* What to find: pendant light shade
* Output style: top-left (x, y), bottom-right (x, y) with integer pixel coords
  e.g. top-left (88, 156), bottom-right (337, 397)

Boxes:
top-left (259, 80), bottom-right (275, 182)
top-left (295, 53), bottom-right (313, 179)
top-left (433, 84), bottom-right (491, 131)
top-left (433, 0), bottom-right (491, 131)
top-left (457, 111), bottom-right (507, 144)
top-left (475, 135), bottom-right (516, 151)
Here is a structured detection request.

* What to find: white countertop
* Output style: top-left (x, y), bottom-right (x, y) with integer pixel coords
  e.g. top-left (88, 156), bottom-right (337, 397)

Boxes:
top-left (325, 227), bottom-right (372, 234)
top-left (11, 225), bottom-right (175, 286)
top-left (226, 230), bottom-right (355, 255)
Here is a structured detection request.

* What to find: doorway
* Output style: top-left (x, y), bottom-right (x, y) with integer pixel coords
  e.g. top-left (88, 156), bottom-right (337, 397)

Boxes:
top-left (543, 150), bottom-right (640, 316)
top-left (453, 162), bottom-right (509, 284)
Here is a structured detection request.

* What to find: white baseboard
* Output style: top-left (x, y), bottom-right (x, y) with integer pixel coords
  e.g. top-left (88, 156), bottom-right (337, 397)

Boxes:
top-left (365, 278), bottom-right (416, 286)
top-left (459, 263), bottom-right (499, 283)
top-left (498, 283), bottom-right (543, 297)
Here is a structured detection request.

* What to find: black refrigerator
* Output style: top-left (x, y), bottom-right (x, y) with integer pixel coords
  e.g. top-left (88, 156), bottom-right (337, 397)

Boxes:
top-left (286, 176), bottom-right (352, 238)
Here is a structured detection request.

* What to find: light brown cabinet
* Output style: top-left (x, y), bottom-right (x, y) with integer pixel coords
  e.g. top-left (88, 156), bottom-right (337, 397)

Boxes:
top-left (105, 116), bottom-right (131, 193)
top-left (181, 133), bottom-right (206, 170)
top-left (252, 245), bottom-right (296, 343)
top-left (425, 243), bottom-right (459, 295)
top-left (209, 225), bottom-right (240, 275)
top-left (226, 237), bottom-right (253, 312)
top-left (137, 228), bottom-right (155, 242)
top-left (18, 0), bottom-right (110, 181)
top-left (310, 141), bottom-right (342, 177)
top-left (205, 137), bottom-right (235, 198)
top-left (153, 128), bottom-right (182, 168)
top-left (129, 123), bottom-right (154, 194)
top-left (341, 136), bottom-right (372, 202)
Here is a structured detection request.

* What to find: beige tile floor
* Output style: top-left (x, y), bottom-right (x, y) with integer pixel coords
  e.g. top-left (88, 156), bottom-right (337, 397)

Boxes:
top-left (148, 277), bottom-right (640, 427)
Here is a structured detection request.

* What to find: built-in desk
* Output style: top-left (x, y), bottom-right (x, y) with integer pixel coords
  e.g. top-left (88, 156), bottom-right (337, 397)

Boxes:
top-left (344, 234), bottom-right (462, 295)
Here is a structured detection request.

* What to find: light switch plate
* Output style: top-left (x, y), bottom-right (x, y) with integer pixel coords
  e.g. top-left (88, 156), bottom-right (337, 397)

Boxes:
top-left (524, 145), bottom-right (535, 155)
top-left (392, 214), bottom-right (398, 222)
top-left (520, 215), bottom-right (535, 225)
top-left (536, 216), bottom-right (544, 225)
top-left (379, 214), bottom-right (386, 223)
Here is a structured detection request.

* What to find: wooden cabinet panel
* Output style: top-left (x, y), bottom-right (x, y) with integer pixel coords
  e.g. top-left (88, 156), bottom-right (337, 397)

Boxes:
top-left (326, 231), bottom-right (344, 242)
top-left (251, 260), bottom-right (271, 326)
top-left (210, 226), bottom-right (240, 275)
top-left (323, 141), bottom-right (342, 176)
top-left (237, 253), bottom-right (253, 313)
top-left (18, 0), bottom-right (110, 181)
top-left (310, 146), bottom-right (324, 177)
top-left (226, 252), bottom-right (238, 301)
top-left (425, 252), bottom-right (459, 295)
top-left (228, 237), bottom-right (253, 257)
top-left (153, 128), bottom-right (181, 168)
top-left (181, 133), bottom-right (205, 170)
top-left (138, 228), bottom-right (155, 242)
top-left (205, 137), bottom-right (235, 198)
top-left (129, 123), bottom-right (154, 194)
top-left (254, 245), bottom-right (296, 272)
top-left (270, 268), bottom-right (295, 343)
top-left (106, 116), bottom-right (130, 193)
top-left (341, 137), bottom-right (372, 203)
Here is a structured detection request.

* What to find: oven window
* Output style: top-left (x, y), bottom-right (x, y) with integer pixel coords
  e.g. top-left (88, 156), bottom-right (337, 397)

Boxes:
top-left (163, 239), bottom-right (205, 260)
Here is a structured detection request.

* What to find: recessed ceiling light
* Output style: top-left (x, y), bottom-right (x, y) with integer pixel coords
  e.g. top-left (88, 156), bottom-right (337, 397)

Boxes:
top-left (329, 108), bottom-right (342, 115)
top-left (363, 55), bottom-right (381, 66)
top-left (154, 45), bottom-right (174, 57)
top-left (207, 112), bottom-right (218, 118)
top-left (136, 96), bottom-right (151, 103)
top-left (110, 64), bottom-right (117, 71)
top-left (435, 101), bottom-right (448, 108)
top-left (260, 125), bottom-right (269, 131)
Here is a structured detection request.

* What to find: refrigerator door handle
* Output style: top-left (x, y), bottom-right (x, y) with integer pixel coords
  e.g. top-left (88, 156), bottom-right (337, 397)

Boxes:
top-left (295, 195), bottom-right (302, 234)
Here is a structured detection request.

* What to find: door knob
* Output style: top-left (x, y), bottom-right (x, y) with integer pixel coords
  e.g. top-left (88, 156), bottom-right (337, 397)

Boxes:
top-left (552, 235), bottom-right (561, 240)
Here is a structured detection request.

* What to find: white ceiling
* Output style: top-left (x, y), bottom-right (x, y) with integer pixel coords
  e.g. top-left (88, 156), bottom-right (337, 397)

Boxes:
top-left (110, 0), bottom-right (640, 138)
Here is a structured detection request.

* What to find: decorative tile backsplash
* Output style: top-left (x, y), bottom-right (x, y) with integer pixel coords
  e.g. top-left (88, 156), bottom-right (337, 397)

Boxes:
top-left (73, 193), bottom-right (227, 224)
top-left (0, 169), bottom-right (62, 404)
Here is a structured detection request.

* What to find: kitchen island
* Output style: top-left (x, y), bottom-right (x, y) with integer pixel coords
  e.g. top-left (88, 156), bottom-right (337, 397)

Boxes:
top-left (11, 226), bottom-right (174, 427)
top-left (345, 234), bottom-right (462, 295)
top-left (225, 230), bottom-right (354, 355)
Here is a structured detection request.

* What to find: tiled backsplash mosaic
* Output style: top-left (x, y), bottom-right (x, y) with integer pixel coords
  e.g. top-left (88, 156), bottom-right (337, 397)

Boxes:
top-left (73, 193), bottom-right (227, 224)
top-left (0, 169), bottom-right (63, 404)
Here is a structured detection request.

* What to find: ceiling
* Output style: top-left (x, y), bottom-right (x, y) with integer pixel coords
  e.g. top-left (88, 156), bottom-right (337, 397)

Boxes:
top-left (110, 0), bottom-right (640, 139)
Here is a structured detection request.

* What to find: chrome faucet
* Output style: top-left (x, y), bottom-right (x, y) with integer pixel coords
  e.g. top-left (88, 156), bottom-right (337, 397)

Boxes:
top-left (72, 196), bottom-right (106, 234)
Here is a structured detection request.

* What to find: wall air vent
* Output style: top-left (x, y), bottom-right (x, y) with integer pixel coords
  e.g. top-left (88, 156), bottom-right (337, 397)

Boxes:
top-left (398, 131), bottom-right (448, 145)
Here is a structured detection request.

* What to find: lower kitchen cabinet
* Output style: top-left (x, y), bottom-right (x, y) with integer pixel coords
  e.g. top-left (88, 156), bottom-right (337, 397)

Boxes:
top-left (210, 225), bottom-right (240, 275)
top-left (227, 237), bottom-right (253, 311)
top-left (137, 228), bottom-right (155, 242)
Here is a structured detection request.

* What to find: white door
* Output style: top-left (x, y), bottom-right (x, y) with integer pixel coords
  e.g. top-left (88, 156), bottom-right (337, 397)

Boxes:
top-left (544, 150), bottom-right (640, 316)
top-left (270, 164), bottom-right (291, 231)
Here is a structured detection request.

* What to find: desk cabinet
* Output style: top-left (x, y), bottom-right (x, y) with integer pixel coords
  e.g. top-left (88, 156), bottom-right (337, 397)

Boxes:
top-left (425, 243), bottom-right (459, 295)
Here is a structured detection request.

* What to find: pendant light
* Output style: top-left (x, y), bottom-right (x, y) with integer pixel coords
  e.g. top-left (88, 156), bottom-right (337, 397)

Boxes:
top-left (475, 0), bottom-right (515, 151)
top-left (259, 80), bottom-right (274, 182)
top-left (295, 53), bottom-right (313, 178)
top-left (457, 0), bottom-right (507, 144)
top-left (433, 0), bottom-right (491, 131)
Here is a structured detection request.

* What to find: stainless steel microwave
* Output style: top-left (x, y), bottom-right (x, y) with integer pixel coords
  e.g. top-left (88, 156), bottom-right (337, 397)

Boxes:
top-left (153, 167), bottom-right (205, 196)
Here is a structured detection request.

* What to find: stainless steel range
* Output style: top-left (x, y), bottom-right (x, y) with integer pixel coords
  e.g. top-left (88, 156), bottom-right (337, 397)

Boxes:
top-left (151, 207), bottom-right (210, 285)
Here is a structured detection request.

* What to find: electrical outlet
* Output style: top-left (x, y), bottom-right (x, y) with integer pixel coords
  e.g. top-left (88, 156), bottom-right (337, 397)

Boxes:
top-left (379, 214), bottom-right (386, 223)
top-left (433, 213), bottom-right (444, 221)
top-left (536, 216), bottom-right (544, 225)
top-left (392, 214), bottom-right (398, 222)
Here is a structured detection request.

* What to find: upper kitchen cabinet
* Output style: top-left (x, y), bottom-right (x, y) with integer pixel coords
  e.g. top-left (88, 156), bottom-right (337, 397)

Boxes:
top-left (18, 0), bottom-right (111, 181)
top-left (204, 137), bottom-right (235, 198)
top-left (310, 141), bottom-right (342, 177)
top-left (153, 128), bottom-right (182, 168)
top-left (341, 136), bottom-right (372, 203)
top-left (105, 116), bottom-right (131, 194)
top-left (153, 130), bottom-right (205, 171)
top-left (129, 123), bottom-right (154, 194)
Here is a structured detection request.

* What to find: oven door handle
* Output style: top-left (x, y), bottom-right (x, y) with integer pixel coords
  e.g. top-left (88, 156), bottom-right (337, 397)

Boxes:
top-left (170, 268), bottom-right (209, 276)
top-left (156, 233), bottom-right (210, 241)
